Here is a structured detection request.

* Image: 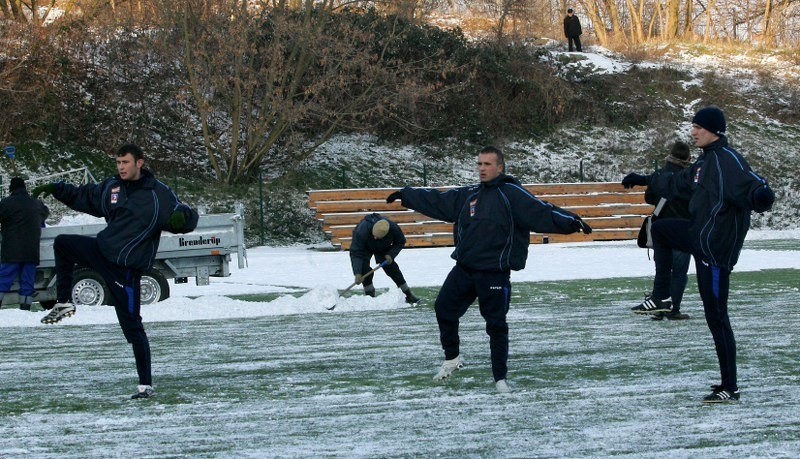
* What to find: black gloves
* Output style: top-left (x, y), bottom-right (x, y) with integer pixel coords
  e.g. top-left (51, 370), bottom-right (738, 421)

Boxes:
top-left (752, 185), bottom-right (775, 213)
top-left (386, 191), bottom-right (402, 204)
top-left (32, 183), bottom-right (57, 199)
top-left (621, 173), bottom-right (648, 189)
top-left (571, 218), bottom-right (593, 234)
top-left (169, 209), bottom-right (187, 231)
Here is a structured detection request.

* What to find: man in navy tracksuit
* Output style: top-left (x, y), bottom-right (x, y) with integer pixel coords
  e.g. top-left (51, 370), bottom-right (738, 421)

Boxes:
top-left (33, 144), bottom-right (198, 399)
top-left (387, 147), bottom-right (593, 393)
top-left (623, 107), bottom-right (775, 403)
top-left (350, 213), bottom-right (418, 304)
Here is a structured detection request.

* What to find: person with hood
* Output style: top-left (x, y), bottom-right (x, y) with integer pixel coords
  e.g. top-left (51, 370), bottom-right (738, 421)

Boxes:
top-left (622, 106), bottom-right (775, 403)
top-left (563, 8), bottom-right (583, 52)
top-left (32, 144), bottom-right (199, 399)
top-left (349, 213), bottom-right (419, 304)
top-left (632, 141), bottom-right (693, 320)
top-left (386, 146), bottom-right (593, 393)
top-left (0, 177), bottom-right (49, 310)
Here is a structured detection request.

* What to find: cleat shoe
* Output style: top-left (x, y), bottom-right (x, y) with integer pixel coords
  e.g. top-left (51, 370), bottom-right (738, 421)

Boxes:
top-left (495, 379), bottom-right (511, 394)
top-left (41, 303), bottom-right (76, 324)
top-left (405, 292), bottom-right (419, 304)
top-left (652, 310), bottom-right (690, 321)
top-left (131, 385), bottom-right (155, 399)
top-left (631, 296), bottom-right (672, 314)
top-left (433, 355), bottom-right (464, 382)
top-left (703, 388), bottom-right (739, 403)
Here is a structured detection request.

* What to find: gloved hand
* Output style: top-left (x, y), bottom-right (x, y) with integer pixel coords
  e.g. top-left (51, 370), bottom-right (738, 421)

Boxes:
top-left (752, 184), bottom-right (775, 213)
top-left (386, 191), bottom-right (402, 204)
top-left (32, 183), bottom-right (57, 199)
top-left (384, 254), bottom-right (393, 265)
top-left (354, 274), bottom-right (364, 285)
top-left (621, 173), bottom-right (648, 189)
top-left (571, 218), bottom-right (593, 235)
top-left (169, 210), bottom-right (187, 231)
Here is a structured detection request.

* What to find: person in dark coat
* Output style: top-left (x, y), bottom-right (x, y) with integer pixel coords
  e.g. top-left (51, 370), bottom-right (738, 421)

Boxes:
top-left (563, 8), bottom-right (583, 52)
top-left (622, 106), bottom-right (775, 403)
top-left (0, 177), bottom-right (49, 310)
top-left (349, 213), bottom-right (419, 304)
top-left (32, 144), bottom-right (199, 399)
top-left (632, 141), bottom-right (693, 320)
top-left (386, 146), bottom-right (593, 393)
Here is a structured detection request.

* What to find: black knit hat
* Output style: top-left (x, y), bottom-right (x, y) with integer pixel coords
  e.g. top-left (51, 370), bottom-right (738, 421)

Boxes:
top-left (567, 8), bottom-right (573, 13)
top-left (9, 177), bottom-right (25, 192)
top-left (692, 106), bottom-right (726, 136)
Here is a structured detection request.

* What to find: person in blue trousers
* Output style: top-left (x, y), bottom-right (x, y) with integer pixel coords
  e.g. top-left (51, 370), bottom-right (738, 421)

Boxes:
top-left (387, 146), bottom-right (593, 393)
top-left (33, 144), bottom-right (198, 399)
top-left (0, 177), bottom-right (49, 310)
top-left (623, 107), bottom-right (775, 403)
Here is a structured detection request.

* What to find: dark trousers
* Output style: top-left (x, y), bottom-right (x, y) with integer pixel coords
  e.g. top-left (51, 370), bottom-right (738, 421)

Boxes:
top-left (669, 250), bottom-right (691, 311)
top-left (359, 253), bottom-right (408, 288)
top-left (568, 35), bottom-right (582, 52)
top-left (435, 264), bottom-right (511, 382)
top-left (651, 219), bottom-right (737, 391)
top-left (54, 234), bottom-right (152, 386)
top-left (0, 262), bottom-right (37, 297)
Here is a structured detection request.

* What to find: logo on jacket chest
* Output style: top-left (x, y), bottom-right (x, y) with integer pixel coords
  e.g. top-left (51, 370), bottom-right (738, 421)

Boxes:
top-left (110, 186), bottom-right (121, 204)
top-left (469, 199), bottom-right (477, 217)
top-left (693, 167), bottom-right (702, 184)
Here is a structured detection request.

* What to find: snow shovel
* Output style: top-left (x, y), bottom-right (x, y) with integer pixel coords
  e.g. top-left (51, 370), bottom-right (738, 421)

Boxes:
top-left (326, 260), bottom-right (388, 311)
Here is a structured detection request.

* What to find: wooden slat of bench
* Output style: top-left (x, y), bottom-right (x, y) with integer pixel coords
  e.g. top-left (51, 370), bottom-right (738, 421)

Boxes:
top-left (336, 227), bottom-right (641, 250)
top-left (325, 215), bottom-right (644, 239)
top-left (314, 192), bottom-right (645, 214)
top-left (308, 182), bottom-right (636, 208)
top-left (319, 210), bottom-right (426, 225)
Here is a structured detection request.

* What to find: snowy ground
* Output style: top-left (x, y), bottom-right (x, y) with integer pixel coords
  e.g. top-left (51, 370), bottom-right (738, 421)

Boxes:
top-left (1, 231), bottom-right (799, 458)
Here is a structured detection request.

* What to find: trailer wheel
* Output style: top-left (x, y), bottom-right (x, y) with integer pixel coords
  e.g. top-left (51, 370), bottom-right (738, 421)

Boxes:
top-left (141, 270), bottom-right (170, 305)
top-left (72, 268), bottom-right (109, 306)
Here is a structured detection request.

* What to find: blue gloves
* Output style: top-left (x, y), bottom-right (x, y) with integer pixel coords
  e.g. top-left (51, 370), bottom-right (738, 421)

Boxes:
top-left (169, 210), bottom-right (187, 231)
top-left (386, 191), bottom-right (402, 204)
top-left (752, 185), bottom-right (775, 213)
top-left (622, 173), bottom-right (648, 189)
top-left (32, 183), bottom-right (57, 199)
top-left (571, 218), bottom-right (593, 234)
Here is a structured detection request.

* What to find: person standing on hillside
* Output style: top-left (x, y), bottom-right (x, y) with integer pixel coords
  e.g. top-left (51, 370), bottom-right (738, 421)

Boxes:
top-left (564, 8), bottom-right (583, 52)
top-left (0, 178), bottom-right (49, 310)
top-left (32, 144), bottom-right (199, 399)
top-left (631, 141), bottom-right (693, 320)
top-left (622, 106), bottom-right (775, 403)
top-left (350, 213), bottom-right (419, 304)
top-left (386, 146), bottom-right (593, 393)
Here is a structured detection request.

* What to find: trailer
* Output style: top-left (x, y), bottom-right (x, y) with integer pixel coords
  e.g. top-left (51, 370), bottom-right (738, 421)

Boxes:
top-left (0, 210), bottom-right (247, 308)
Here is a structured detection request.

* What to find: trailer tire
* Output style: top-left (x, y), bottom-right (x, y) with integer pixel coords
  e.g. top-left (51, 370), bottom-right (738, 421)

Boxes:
top-left (141, 270), bottom-right (170, 305)
top-left (72, 268), bottom-right (109, 306)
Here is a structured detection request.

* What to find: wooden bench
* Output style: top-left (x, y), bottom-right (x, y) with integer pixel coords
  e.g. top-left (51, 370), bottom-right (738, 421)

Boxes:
top-left (308, 182), bottom-right (652, 250)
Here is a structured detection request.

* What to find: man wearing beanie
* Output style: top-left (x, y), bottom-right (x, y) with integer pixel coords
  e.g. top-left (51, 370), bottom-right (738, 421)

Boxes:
top-left (0, 177), bottom-right (49, 310)
top-left (349, 213), bottom-right (418, 304)
top-left (622, 106), bottom-right (775, 403)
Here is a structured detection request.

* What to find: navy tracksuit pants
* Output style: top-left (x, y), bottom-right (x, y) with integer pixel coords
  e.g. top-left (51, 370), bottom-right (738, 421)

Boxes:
top-left (651, 219), bottom-right (737, 392)
top-left (54, 234), bottom-right (152, 386)
top-left (435, 264), bottom-right (511, 382)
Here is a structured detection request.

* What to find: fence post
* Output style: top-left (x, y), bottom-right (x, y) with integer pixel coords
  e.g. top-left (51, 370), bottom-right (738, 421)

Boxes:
top-left (423, 163), bottom-right (427, 187)
top-left (259, 171), bottom-right (265, 246)
top-left (173, 176), bottom-right (178, 195)
top-left (579, 159), bottom-right (584, 182)
top-left (654, 159), bottom-right (659, 172)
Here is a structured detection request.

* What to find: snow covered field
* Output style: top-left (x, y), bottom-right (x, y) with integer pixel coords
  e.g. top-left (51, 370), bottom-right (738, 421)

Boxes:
top-left (1, 232), bottom-right (799, 458)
